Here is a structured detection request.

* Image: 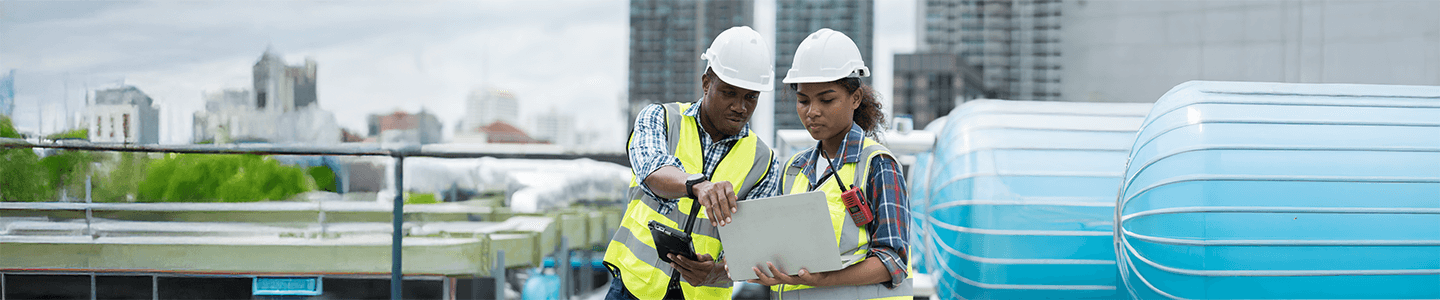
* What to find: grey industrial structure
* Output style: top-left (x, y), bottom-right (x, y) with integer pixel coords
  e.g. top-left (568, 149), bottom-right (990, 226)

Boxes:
top-left (626, 0), bottom-right (754, 124)
top-left (773, 0), bottom-right (874, 132)
top-left (914, 0), bottom-right (1440, 104)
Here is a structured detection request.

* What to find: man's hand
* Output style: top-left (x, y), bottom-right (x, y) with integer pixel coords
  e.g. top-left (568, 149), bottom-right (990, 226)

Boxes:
top-left (691, 180), bottom-right (737, 226)
top-left (747, 262), bottom-right (826, 287)
top-left (670, 253), bottom-right (730, 286)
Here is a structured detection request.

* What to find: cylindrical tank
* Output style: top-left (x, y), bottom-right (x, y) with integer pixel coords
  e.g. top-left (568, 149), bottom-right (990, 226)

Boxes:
top-left (1118, 81), bottom-right (1440, 299)
top-left (927, 99), bottom-right (1150, 299)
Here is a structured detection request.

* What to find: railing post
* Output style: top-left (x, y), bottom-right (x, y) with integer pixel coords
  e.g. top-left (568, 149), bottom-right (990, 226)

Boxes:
top-left (391, 154), bottom-right (405, 300)
top-left (558, 237), bottom-right (569, 300)
top-left (494, 250), bottom-right (505, 300)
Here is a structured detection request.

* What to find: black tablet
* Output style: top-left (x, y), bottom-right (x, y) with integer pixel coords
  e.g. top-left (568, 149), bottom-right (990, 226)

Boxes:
top-left (648, 220), bottom-right (699, 264)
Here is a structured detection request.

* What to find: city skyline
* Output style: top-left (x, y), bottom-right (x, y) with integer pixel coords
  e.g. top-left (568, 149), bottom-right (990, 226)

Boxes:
top-left (1, 0), bottom-right (919, 148)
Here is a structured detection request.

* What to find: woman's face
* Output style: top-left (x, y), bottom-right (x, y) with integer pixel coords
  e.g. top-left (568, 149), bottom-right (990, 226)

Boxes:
top-left (795, 81), bottom-right (860, 141)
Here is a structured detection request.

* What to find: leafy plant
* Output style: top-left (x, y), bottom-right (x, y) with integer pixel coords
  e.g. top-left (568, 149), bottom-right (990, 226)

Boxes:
top-left (0, 116), bottom-right (53, 202)
top-left (136, 154), bottom-right (314, 202)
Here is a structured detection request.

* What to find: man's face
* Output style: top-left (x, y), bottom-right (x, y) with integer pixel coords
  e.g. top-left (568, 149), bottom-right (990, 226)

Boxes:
top-left (701, 76), bottom-right (761, 136)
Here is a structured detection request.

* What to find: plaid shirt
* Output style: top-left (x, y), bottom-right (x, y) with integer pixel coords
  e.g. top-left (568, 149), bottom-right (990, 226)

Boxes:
top-left (789, 123), bottom-right (910, 288)
top-left (628, 100), bottom-right (782, 215)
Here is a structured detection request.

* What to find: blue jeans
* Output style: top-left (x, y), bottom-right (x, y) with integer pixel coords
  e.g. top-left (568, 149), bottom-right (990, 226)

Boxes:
top-left (604, 273), bottom-right (639, 300)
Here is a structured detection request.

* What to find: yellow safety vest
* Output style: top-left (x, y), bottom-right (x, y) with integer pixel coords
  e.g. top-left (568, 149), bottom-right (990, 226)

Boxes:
top-left (603, 102), bottom-right (774, 300)
top-left (776, 137), bottom-right (913, 300)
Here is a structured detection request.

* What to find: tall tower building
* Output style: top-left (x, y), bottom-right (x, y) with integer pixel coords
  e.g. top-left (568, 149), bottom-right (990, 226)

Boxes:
top-left (921, 0), bottom-right (1063, 101)
top-left (627, 0), bottom-right (754, 125)
top-left (253, 49), bottom-right (319, 112)
top-left (773, 0), bottom-right (874, 132)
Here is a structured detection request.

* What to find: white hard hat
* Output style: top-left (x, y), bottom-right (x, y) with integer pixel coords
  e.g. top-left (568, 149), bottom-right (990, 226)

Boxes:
top-left (702, 26), bottom-right (775, 92)
top-left (782, 28), bottom-right (869, 84)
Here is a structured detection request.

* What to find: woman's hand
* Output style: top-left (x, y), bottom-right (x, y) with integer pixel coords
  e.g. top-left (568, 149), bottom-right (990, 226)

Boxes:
top-left (747, 262), bottom-right (827, 287)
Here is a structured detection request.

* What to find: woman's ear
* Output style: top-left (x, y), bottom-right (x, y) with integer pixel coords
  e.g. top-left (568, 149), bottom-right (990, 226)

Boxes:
top-left (849, 89), bottom-right (863, 110)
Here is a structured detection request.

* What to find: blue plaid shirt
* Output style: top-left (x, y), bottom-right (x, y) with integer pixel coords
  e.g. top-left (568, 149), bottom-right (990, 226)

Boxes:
top-left (628, 100), bottom-right (782, 215)
top-left (789, 123), bottom-right (910, 288)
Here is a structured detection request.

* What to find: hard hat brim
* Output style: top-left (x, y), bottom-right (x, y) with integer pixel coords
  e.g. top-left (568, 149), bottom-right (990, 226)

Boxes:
top-left (717, 72), bottom-right (774, 92)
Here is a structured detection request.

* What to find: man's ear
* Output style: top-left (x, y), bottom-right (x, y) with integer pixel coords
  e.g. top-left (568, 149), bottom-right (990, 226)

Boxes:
top-left (700, 73), bottom-right (711, 95)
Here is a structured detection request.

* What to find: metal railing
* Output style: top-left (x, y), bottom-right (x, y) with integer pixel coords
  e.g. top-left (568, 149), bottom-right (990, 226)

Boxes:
top-left (0, 137), bottom-right (625, 300)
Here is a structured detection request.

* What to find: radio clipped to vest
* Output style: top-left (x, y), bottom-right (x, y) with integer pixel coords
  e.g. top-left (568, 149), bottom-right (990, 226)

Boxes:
top-left (822, 168), bottom-right (873, 227)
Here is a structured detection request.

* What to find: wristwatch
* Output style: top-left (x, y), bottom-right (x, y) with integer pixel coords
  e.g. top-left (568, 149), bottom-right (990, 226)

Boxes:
top-left (685, 173), bottom-right (707, 199)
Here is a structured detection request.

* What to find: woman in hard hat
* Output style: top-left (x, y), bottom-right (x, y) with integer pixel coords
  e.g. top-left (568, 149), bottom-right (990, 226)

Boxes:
top-left (746, 28), bottom-right (912, 299)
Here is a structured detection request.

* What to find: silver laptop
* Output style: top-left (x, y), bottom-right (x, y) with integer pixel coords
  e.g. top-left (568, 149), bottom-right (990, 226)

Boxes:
top-left (719, 191), bottom-right (844, 281)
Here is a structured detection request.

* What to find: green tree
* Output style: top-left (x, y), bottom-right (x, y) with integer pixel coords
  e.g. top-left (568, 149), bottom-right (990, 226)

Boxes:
top-left (136, 154), bottom-right (314, 202)
top-left (38, 150), bottom-right (99, 200)
top-left (93, 152), bottom-right (151, 202)
top-left (0, 116), bottom-right (53, 202)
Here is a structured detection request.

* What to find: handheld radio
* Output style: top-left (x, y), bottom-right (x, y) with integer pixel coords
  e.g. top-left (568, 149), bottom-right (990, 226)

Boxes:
top-left (826, 169), bottom-right (873, 227)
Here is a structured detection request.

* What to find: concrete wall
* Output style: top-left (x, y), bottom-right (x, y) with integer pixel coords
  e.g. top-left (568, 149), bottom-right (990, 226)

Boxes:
top-left (1061, 0), bottom-right (1440, 103)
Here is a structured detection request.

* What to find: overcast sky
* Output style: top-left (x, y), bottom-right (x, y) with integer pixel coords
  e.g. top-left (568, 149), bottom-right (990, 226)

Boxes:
top-left (1, 0), bottom-right (915, 145)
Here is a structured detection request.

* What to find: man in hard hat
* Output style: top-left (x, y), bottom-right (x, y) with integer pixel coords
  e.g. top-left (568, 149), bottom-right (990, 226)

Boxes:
top-left (602, 26), bottom-right (782, 300)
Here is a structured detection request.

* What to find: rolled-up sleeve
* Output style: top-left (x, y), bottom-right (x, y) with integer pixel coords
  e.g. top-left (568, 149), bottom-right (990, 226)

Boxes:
top-left (628, 104), bottom-right (684, 199)
top-left (865, 155), bottom-right (910, 288)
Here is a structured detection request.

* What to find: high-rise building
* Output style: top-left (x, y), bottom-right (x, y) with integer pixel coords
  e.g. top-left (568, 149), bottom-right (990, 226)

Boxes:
top-left (892, 52), bottom-right (985, 129)
top-left (253, 49), bottom-right (318, 112)
top-left (460, 88), bottom-right (519, 132)
top-left (87, 86), bottom-right (160, 144)
top-left (773, 0), bottom-right (874, 132)
top-left (921, 0), bottom-right (1063, 101)
top-left (921, 1), bottom-right (1440, 104)
top-left (0, 70), bottom-right (13, 118)
top-left (193, 50), bottom-right (339, 145)
top-left (627, 0), bottom-right (754, 124)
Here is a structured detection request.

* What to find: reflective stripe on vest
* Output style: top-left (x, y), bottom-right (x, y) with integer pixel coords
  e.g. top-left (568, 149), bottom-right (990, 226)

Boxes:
top-left (603, 101), bottom-right (774, 300)
top-left (774, 138), bottom-right (913, 300)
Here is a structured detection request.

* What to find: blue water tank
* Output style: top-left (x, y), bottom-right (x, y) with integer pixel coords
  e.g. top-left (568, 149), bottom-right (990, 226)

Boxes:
top-left (925, 99), bottom-right (1151, 299)
top-left (1117, 81), bottom-right (1440, 299)
top-left (910, 116), bottom-right (947, 276)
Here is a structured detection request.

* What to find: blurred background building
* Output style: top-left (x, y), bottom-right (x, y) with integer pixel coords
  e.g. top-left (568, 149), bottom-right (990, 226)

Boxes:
top-left (1, 70), bottom-right (14, 118)
top-left (367, 109), bottom-right (443, 145)
top-left (772, 0), bottom-right (875, 133)
top-left (626, 0), bottom-right (755, 124)
top-left (192, 51), bottom-right (340, 144)
top-left (910, 0), bottom-right (1440, 104)
top-left (892, 52), bottom-right (984, 129)
top-left (85, 86), bottom-right (160, 144)
top-left (252, 48), bottom-right (318, 112)
top-left (459, 88), bottom-right (519, 133)
top-left (918, 0), bottom-right (1062, 101)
